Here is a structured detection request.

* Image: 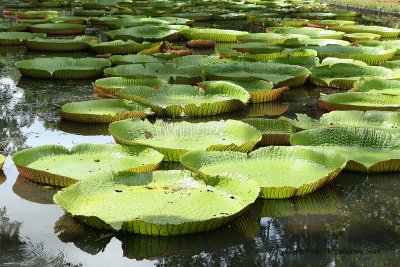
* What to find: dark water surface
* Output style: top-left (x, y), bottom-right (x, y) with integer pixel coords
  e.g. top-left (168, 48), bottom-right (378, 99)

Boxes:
top-left (1, 12), bottom-right (400, 267)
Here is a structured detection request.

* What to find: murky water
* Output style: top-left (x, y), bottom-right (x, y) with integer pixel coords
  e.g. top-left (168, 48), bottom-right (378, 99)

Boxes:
top-left (1, 7), bottom-right (400, 267)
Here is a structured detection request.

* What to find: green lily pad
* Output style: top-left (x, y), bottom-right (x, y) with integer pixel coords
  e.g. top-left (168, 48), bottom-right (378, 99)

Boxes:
top-left (110, 55), bottom-right (168, 65)
top-left (93, 77), bottom-right (166, 95)
top-left (317, 92), bottom-right (400, 111)
top-left (60, 99), bottom-right (154, 123)
top-left (343, 33), bottom-right (381, 42)
top-left (109, 119), bottom-right (261, 161)
top-left (106, 25), bottom-right (179, 42)
top-left (269, 27), bottom-right (345, 39)
top-left (180, 146), bottom-right (346, 199)
top-left (204, 62), bottom-right (310, 87)
top-left (354, 78), bottom-right (400, 95)
top-left (282, 38), bottom-right (350, 47)
top-left (180, 28), bottom-right (248, 43)
top-left (242, 118), bottom-right (296, 145)
top-left (12, 144), bottom-right (164, 187)
top-left (116, 81), bottom-right (249, 117)
top-left (90, 40), bottom-right (161, 55)
top-left (236, 33), bottom-right (309, 44)
top-left (53, 170), bottom-right (260, 235)
top-left (333, 25), bottom-right (400, 38)
top-left (280, 110), bottom-right (400, 131)
top-left (307, 19), bottom-right (356, 27)
top-left (29, 23), bottom-right (86, 35)
top-left (24, 38), bottom-right (88, 51)
top-left (290, 127), bottom-right (400, 172)
top-left (309, 63), bottom-right (393, 89)
top-left (104, 63), bottom-right (203, 85)
top-left (0, 32), bottom-right (46, 45)
top-left (310, 46), bottom-right (397, 65)
top-left (15, 57), bottom-right (111, 79)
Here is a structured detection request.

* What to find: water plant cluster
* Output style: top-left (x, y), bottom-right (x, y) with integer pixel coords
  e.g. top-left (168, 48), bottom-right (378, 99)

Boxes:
top-left (1, 0), bottom-right (400, 236)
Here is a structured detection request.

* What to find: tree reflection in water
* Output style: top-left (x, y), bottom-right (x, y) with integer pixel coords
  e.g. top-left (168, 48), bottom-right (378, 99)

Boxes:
top-left (0, 207), bottom-right (81, 266)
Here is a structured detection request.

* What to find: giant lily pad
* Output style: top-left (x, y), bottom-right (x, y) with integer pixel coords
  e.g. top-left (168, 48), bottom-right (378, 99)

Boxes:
top-left (317, 92), bottom-right (400, 111)
top-left (53, 170), bottom-right (260, 235)
top-left (269, 27), bottom-right (345, 39)
top-left (236, 33), bottom-right (309, 44)
top-left (354, 78), bottom-right (400, 96)
top-left (24, 38), bottom-right (88, 51)
top-left (310, 45), bottom-right (397, 65)
top-left (180, 146), bottom-right (346, 199)
top-left (281, 110), bottom-right (400, 131)
top-left (242, 118), bottom-right (296, 145)
top-left (110, 55), bottom-right (168, 65)
top-left (60, 99), bottom-right (153, 123)
top-left (106, 26), bottom-right (179, 42)
top-left (282, 38), bottom-right (350, 47)
top-left (180, 28), bottom-right (248, 43)
top-left (0, 32), bottom-right (46, 45)
top-left (93, 77), bottom-right (166, 95)
top-left (16, 57), bottom-right (111, 79)
top-left (90, 40), bottom-right (161, 55)
top-left (204, 62), bottom-right (310, 87)
top-left (12, 144), bottom-right (164, 187)
top-left (204, 80), bottom-right (287, 103)
top-left (343, 33), bottom-right (381, 42)
top-left (333, 25), bottom-right (400, 38)
top-left (309, 63), bottom-right (393, 89)
top-left (16, 10), bottom-right (60, 19)
top-left (109, 119), bottom-right (261, 161)
top-left (29, 23), bottom-right (86, 35)
top-left (116, 81), bottom-right (249, 117)
top-left (290, 127), bottom-right (400, 172)
top-left (104, 63), bottom-right (203, 85)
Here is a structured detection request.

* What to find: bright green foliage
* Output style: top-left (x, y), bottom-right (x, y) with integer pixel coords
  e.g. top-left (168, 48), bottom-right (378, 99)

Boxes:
top-left (109, 119), bottom-right (262, 161)
top-left (309, 63), bottom-right (393, 89)
top-left (281, 110), bottom-right (400, 131)
top-left (16, 57), bottom-right (111, 79)
top-left (317, 92), bottom-right (400, 111)
top-left (204, 62), bottom-right (310, 87)
top-left (12, 144), bottom-right (164, 186)
top-left (60, 99), bottom-right (154, 123)
top-left (54, 170), bottom-right (260, 235)
top-left (354, 78), bottom-right (400, 95)
top-left (290, 127), bottom-right (400, 172)
top-left (180, 146), bottom-right (346, 198)
top-left (116, 81), bottom-right (249, 117)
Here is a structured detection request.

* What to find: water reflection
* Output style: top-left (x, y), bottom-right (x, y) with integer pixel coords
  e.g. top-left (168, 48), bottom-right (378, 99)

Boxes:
top-left (245, 101), bottom-right (289, 118)
top-left (58, 120), bottom-right (110, 136)
top-left (54, 213), bottom-right (260, 261)
top-left (12, 176), bottom-right (59, 205)
top-left (0, 207), bottom-right (81, 266)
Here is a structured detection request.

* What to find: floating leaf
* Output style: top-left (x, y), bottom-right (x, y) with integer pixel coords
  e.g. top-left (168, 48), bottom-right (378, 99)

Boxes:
top-left (317, 92), bottom-right (400, 111)
top-left (290, 127), bottom-right (400, 172)
top-left (54, 170), bottom-right (260, 235)
top-left (60, 99), bottom-right (154, 123)
top-left (116, 81), bottom-right (249, 117)
top-left (16, 57), bottom-right (111, 79)
top-left (12, 144), bottom-right (164, 187)
top-left (109, 119), bottom-right (261, 161)
top-left (181, 146), bottom-right (346, 199)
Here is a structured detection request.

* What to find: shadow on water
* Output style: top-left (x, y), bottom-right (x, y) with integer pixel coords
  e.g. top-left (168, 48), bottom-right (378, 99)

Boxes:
top-left (12, 176), bottom-right (60, 205)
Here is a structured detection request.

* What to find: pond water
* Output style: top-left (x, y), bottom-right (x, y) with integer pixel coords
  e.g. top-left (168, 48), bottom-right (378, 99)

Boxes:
top-left (1, 6), bottom-right (400, 267)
